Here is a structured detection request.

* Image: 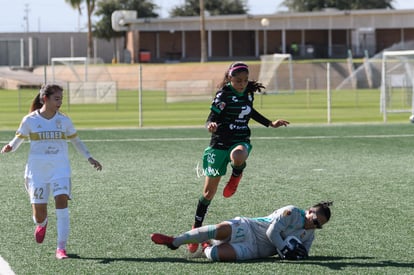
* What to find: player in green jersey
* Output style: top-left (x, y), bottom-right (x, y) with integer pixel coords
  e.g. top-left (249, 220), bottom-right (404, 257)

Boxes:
top-left (188, 62), bottom-right (290, 253)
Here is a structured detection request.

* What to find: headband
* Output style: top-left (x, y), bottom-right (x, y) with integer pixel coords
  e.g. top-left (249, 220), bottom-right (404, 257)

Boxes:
top-left (229, 65), bottom-right (248, 75)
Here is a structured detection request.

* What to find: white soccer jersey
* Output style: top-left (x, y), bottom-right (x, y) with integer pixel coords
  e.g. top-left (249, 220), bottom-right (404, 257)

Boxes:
top-left (15, 110), bottom-right (78, 180)
top-left (228, 205), bottom-right (315, 260)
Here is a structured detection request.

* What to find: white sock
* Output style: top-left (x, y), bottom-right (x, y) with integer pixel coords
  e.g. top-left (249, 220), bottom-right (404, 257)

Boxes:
top-left (56, 208), bottom-right (70, 250)
top-left (172, 225), bottom-right (217, 247)
top-left (204, 245), bottom-right (220, 261)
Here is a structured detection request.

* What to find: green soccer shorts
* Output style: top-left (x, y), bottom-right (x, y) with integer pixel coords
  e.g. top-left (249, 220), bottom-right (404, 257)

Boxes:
top-left (202, 142), bottom-right (252, 177)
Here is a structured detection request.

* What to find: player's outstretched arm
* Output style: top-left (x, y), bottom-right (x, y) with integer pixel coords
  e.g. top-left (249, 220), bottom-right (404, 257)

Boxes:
top-left (269, 119), bottom-right (290, 128)
top-left (1, 136), bottom-right (24, 153)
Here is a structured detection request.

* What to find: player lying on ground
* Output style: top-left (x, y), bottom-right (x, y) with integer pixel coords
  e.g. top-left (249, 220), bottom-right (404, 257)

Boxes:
top-left (151, 201), bottom-right (332, 261)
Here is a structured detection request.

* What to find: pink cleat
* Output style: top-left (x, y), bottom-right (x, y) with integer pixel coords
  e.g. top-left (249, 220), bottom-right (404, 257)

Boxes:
top-left (55, 249), bottom-right (68, 259)
top-left (34, 223), bottom-right (47, 243)
top-left (151, 233), bottom-right (178, 250)
top-left (223, 173), bottom-right (243, 198)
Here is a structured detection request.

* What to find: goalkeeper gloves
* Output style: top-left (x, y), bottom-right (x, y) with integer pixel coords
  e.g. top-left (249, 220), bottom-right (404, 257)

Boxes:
top-left (281, 243), bottom-right (308, 260)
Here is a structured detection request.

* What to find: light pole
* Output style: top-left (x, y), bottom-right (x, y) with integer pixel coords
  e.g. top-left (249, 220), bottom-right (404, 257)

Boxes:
top-left (23, 3), bottom-right (30, 32)
top-left (261, 18), bottom-right (269, 55)
top-left (200, 0), bottom-right (207, 63)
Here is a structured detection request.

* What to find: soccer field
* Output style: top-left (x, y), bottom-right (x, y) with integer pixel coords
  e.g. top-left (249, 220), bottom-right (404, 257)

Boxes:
top-left (0, 88), bottom-right (412, 131)
top-left (0, 125), bottom-right (413, 274)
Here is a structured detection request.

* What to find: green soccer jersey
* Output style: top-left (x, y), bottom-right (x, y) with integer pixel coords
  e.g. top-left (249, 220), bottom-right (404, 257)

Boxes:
top-left (207, 82), bottom-right (271, 150)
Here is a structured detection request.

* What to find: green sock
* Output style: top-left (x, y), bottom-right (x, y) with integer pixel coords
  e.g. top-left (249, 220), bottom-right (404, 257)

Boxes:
top-left (194, 196), bottom-right (211, 227)
top-left (231, 162), bottom-right (246, 177)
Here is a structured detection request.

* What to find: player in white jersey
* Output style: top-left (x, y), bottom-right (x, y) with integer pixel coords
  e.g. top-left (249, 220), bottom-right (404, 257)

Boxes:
top-left (1, 84), bottom-right (102, 260)
top-left (151, 201), bottom-right (332, 261)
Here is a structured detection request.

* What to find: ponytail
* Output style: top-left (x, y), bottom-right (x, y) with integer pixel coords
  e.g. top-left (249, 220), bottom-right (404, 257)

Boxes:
top-left (30, 94), bottom-right (43, 113)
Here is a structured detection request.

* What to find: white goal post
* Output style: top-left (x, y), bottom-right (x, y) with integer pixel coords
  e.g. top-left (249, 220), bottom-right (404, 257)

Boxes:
top-left (380, 50), bottom-right (414, 122)
top-left (51, 57), bottom-right (117, 104)
top-left (257, 54), bottom-right (294, 94)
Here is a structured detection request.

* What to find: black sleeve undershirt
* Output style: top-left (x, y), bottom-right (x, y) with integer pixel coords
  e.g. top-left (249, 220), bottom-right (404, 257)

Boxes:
top-left (251, 108), bottom-right (271, 127)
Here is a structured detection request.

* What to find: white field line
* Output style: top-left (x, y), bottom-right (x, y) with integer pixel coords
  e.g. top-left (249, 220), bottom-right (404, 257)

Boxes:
top-left (0, 256), bottom-right (15, 275)
top-left (80, 133), bottom-right (414, 142)
top-left (1, 134), bottom-right (414, 144)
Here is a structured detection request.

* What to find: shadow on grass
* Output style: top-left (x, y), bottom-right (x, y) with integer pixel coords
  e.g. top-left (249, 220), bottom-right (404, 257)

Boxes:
top-left (68, 254), bottom-right (208, 264)
top-left (69, 254), bottom-right (413, 270)
top-left (273, 256), bottom-right (414, 271)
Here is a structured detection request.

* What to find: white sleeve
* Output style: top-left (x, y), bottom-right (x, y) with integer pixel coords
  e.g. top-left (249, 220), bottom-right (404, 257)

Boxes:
top-left (69, 137), bottom-right (92, 159)
top-left (266, 215), bottom-right (289, 251)
top-left (9, 136), bottom-right (25, 152)
top-left (302, 234), bottom-right (314, 254)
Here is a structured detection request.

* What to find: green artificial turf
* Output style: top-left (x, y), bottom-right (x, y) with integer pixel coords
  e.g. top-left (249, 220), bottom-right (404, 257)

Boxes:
top-left (0, 88), bottom-right (412, 130)
top-left (0, 125), bottom-right (413, 274)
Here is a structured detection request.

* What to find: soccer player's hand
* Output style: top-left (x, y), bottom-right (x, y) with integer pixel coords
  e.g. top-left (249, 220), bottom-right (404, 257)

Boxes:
top-left (207, 122), bottom-right (218, 133)
top-left (281, 243), bottom-right (308, 260)
top-left (292, 243), bottom-right (308, 259)
top-left (88, 157), bottom-right (103, 171)
top-left (1, 144), bottom-right (12, 153)
top-left (270, 119), bottom-right (290, 128)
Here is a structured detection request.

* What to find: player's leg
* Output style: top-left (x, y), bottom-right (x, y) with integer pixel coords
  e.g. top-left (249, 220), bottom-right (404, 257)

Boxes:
top-left (195, 147), bottom-right (229, 227)
top-left (188, 147), bottom-right (228, 252)
top-left (204, 217), bottom-right (254, 261)
top-left (188, 177), bottom-right (219, 253)
top-left (55, 194), bottom-right (69, 258)
top-left (32, 203), bottom-right (48, 227)
top-left (26, 177), bottom-right (49, 244)
top-left (53, 178), bottom-right (71, 259)
top-left (179, 222), bottom-right (231, 245)
top-left (32, 203), bottom-right (48, 243)
top-left (151, 221), bottom-right (232, 249)
top-left (223, 143), bottom-right (251, 198)
top-left (194, 176), bottom-right (220, 227)
top-left (204, 218), bottom-right (252, 261)
top-left (204, 243), bottom-right (237, 261)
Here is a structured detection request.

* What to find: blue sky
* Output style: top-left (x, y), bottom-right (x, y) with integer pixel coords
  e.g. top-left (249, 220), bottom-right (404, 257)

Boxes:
top-left (0, 0), bottom-right (413, 32)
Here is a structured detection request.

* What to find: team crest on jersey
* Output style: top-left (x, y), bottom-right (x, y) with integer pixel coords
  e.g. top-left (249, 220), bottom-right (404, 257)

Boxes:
top-left (283, 210), bottom-right (291, 216)
top-left (218, 102), bottom-right (226, 110)
top-left (56, 119), bottom-right (62, 129)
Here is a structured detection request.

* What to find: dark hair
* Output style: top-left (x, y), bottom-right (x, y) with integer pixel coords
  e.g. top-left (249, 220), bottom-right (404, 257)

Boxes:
top-left (30, 84), bottom-right (63, 112)
top-left (312, 201), bottom-right (333, 222)
top-left (217, 62), bottom-right (249, 88)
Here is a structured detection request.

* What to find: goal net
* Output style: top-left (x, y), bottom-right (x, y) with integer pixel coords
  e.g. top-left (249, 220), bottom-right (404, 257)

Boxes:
top-left (257, 54), bottom-right (294, 94)
top-left (51, 57), bottom-right (117, 104)
top-left (380, 50), bottom-right (414, 122)
top-left (165, 80), bottom-right (214, 103)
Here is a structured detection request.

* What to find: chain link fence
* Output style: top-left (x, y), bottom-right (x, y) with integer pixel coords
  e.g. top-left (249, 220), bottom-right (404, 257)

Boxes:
top-left (1, 58), bottom-right (412, 130)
